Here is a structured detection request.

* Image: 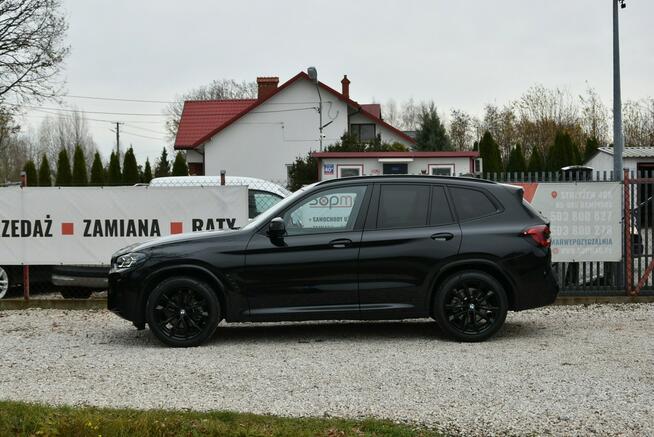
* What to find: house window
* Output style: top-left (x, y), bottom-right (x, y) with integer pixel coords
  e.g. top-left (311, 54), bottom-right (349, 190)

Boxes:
top-left (350, 124), bottom-right (376, 142)
top-left (383, 163), bottom-right (408, 175)
top-left (429, 164), bottom-right (455, 176)
top-left (338, 165), bottom-right (363, 178)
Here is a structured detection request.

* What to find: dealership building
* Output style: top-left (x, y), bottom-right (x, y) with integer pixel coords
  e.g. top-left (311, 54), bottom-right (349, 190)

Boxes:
top-left (310, 151), bottom-right (481, 180)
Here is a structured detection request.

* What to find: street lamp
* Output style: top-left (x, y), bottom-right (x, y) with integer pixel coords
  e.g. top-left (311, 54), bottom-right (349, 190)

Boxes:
top-left (613, 0), bottom-right (626, 180)
top-left (307, 66), bottom-right (323, 151)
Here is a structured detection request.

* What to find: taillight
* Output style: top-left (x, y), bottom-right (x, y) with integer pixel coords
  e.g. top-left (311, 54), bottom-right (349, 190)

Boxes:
top-left (521, 224), bottom-right (551, 248)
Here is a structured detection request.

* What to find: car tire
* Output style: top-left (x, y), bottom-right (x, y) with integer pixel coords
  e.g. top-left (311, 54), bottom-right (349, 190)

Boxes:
top-left (0, 266), bottom-right (10, 299)
top-left (146, 277), bottom-right (221, 347)
top-left (433, 270), bottom-right (508, 342)
top-left (60, 288), bottom-right (94, 299)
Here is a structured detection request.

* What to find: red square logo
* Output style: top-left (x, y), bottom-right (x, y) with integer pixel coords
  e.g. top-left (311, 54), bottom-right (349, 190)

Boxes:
top-left (61, 222), bottom-right (74, 235)
top-left (170, 222), bottom-right (183, 235)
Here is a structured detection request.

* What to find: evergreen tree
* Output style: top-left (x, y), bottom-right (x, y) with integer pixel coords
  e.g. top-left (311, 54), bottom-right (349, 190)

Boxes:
top-left (55, 148), bottom-right (72, 186)
top-left (107, 151), bottom-right (122, 185)
top-left (122, 147), bottom-right (139, 184)
top-left (527, 148), bottom-right (545, 173)
top-left (287, 153), bottom-right (319, 191)
top-left (172, 151), bottom-right (189, 176)
top-left (506, 144), bottom-right (527, 173)
top-left (414, 102), bottom-right (452, 151)
top-left (22, 160), bottom-right (38, 186)
top-left (154, 147), bottom-right (171, 178)
top-left (584, 136), bottom-right (599, 161)
top-left (547, 131), bottom-right (582, 171)
top-left (90, 152), bottom-right (104, 186)
top-left (142, 158), bottom-right (153, 183)
top-left (37, 154), bottom-right (52, 187)
top-left (71, 144), bottom-right (88, 186)
top-left (478, 131), bottom-right (503, 174)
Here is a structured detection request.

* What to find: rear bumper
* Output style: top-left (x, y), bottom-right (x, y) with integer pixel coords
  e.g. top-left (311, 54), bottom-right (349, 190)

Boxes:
top-left (502, 250), bottom-right (559, 311)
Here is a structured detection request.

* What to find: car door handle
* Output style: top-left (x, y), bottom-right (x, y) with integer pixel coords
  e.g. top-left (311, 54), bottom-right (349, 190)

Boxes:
top-left (431, 232), bottom-right (454, 241)
top-left (329, 238), bottom-right (352, 248)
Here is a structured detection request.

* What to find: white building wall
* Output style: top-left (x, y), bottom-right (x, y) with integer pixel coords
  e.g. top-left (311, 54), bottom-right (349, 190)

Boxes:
top-left (318, 157), bottom-right (473, 180)
top-left (203, 80), bottom-right (349, 183)
top-left (585, 151), bottom-right (654, 177)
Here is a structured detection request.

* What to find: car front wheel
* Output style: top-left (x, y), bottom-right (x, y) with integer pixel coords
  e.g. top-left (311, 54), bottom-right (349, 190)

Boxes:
top-left (433, 270), bottom-right (508, 342)
top-left (146, 277), bottom-right (221, 347)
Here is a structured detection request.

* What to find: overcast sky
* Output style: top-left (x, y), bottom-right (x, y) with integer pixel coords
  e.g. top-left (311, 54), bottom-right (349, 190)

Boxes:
top-left (19, 0), bottom-right (654, 164)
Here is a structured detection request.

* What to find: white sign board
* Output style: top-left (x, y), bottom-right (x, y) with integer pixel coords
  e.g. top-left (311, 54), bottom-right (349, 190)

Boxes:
top-left (0, 186), bottom-right (248, 265)
top-left (514, 182), bottom-right (622, 262)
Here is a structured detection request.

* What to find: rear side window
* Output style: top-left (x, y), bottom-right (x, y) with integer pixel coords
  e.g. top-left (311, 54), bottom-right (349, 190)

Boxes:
top-left (450, 187), bottom-right (498, 221)
top-left (377, 184), bottom-right (430, 228)
top-left (430, 186), bottom-right (454, 225)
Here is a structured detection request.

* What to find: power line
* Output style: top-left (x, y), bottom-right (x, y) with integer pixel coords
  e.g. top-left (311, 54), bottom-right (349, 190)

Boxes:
top-left (63, 95), bottom-right (177, 104)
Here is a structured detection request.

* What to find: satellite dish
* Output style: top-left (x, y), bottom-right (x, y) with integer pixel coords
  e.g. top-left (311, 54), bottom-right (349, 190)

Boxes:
top-left (307, 66), bottom-right (318, 83)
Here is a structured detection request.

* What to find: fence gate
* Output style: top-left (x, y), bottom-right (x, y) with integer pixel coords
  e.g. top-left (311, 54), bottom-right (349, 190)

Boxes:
top-left (624, 170), bottom-right (654, 296)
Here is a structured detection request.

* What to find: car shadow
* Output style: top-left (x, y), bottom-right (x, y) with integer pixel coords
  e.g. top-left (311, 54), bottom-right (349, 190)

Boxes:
top-left (109, 318), bottom-right (543, 348)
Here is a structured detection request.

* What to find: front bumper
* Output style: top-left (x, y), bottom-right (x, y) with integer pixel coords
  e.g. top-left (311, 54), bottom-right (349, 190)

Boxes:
top-left (107, 269), bottom-right (146, 323)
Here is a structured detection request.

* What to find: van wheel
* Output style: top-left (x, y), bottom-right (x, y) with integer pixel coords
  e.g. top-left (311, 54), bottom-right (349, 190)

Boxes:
top-left (146, 277), bottom-right (220, 347)
top-left (433, 271), bottom-right (508, 342)
top-left (0, 266), bottom-right (10, 299)
top-left (60, 288), bottom-right (94, 299)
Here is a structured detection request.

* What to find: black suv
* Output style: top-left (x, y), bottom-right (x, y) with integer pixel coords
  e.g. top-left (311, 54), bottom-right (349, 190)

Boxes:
top-left (108, 176), bottom-right (558, 347)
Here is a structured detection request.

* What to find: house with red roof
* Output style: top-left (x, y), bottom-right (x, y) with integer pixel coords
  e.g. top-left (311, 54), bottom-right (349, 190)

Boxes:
top-left (174, 71), bottom-right (415, 183)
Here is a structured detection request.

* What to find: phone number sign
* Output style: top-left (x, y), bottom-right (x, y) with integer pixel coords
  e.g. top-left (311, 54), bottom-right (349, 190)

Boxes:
top-left (514, 182), bottom-right (622, 262)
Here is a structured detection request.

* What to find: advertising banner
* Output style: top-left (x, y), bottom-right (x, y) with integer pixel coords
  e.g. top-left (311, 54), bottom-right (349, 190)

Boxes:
top-left (514, 182), bottom-right (622, 262)
top-left (0, 186), bottom-right (248, 265)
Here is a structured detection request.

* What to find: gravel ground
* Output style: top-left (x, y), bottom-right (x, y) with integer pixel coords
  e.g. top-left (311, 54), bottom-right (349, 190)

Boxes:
top-left (0, 305), bottom-right (652, 436)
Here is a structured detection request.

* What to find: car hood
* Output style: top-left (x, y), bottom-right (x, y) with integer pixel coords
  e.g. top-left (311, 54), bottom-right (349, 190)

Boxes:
top-left (113, 229), bottom-right (238, 257)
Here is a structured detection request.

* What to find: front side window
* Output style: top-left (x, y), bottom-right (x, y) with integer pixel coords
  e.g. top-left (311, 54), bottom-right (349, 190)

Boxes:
top-left (450, 187), bottom-right (498, 221)
top-left (377, 184), bottom-right (430, 229)
top-left (350, 124), bottom-right (376, 142)
top-left (283, 186), bottom-right (367, 235)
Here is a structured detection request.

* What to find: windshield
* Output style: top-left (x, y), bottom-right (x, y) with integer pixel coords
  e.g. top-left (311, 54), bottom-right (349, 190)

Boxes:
top-left (241, 183), bottom-right (318, 230)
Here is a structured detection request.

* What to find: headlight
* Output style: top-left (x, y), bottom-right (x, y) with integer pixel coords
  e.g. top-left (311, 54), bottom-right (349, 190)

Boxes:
top-left (114, 252), bottom-right (148, 270)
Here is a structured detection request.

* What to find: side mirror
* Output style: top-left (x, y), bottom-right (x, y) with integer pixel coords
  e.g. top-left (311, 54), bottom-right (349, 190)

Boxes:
top-left (267, 217), bottom-right (286, 238)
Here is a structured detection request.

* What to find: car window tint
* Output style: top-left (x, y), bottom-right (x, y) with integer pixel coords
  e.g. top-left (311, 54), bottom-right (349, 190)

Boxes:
top-left (283, 186), bottom-right (367, 235)
top-left (450, 187), bottom-right (497, 221)
top-left (377, 185), bottom-right (429, 229)
top-left (430, 186), bottom-right (454, 225)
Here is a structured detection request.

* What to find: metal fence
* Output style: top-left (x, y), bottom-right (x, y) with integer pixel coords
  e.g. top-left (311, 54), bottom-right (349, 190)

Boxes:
top-left (3, 170), bottom-right (653, 299)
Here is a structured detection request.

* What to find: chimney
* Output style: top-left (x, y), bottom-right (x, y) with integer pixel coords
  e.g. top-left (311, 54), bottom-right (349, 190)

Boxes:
top-left (341, 75), bottom-right (350, 99)
top-left (257, 77), bottom-right (279, 100)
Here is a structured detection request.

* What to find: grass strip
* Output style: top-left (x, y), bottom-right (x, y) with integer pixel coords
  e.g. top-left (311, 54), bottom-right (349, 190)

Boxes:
top-left (0, 400), bottom-right (442, 437)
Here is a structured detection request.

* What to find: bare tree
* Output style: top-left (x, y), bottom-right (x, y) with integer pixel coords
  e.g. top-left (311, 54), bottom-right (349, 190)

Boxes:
top-left (0, 0), bottom-right (69, 104)
top-left (623, 98), bottom-right (654, 147)
top-left (382, 99), bottom-right (401, 128)
top-left (36, 110), bottom-right (96, 165)
top-left (579, 86), bottom-right (609, 144)
top-left (448, 109), bottom-right (474, 151)
top-left (165, 79), bottom-right (257, 140)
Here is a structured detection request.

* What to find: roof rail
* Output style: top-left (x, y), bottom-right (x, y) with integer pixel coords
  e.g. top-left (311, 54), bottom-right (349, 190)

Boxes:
top-left (315, 174), bottom-right (496, 186)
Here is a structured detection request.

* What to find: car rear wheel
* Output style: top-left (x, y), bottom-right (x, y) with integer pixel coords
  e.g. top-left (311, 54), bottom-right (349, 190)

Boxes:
top-left (0, 266), bottom-right (10, 299)
top-left (433, 271), bottom-right (508, 342)
top-left (146, 277), bottom-right (220, 347)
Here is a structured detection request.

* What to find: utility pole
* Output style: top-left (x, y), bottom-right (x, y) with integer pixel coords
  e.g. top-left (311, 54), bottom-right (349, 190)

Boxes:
top-left (114, 122), bottom-right (124, 157)
top-left (613, 0), bottom-right (626, 181)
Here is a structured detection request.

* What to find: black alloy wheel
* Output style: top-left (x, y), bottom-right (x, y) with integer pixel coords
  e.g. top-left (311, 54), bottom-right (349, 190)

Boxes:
top-left (146, 277), bottom-right (220, 347)
top-left (433, 271), bottom-right (508, 342)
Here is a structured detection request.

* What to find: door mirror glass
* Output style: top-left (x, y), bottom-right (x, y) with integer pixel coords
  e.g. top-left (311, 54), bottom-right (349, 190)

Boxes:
top-left (267, 217), bottom-right (286, 238)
